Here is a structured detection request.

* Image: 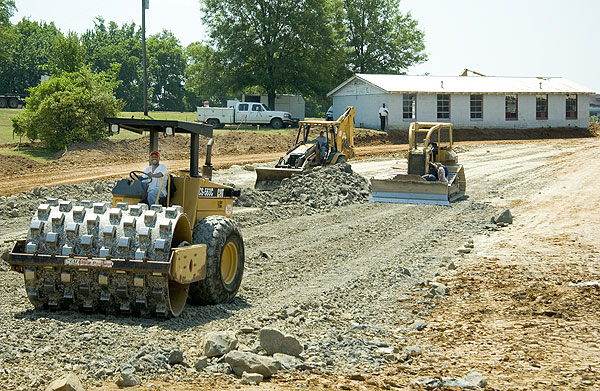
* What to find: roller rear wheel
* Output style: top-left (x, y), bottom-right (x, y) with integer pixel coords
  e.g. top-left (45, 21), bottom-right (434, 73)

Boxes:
top-left (189, 216), bottom-right (244, 304)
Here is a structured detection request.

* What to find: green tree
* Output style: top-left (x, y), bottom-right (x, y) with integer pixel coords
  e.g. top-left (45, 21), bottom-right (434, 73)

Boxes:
top-left (12, 66), bottom-right (123, 150)
top-left (201, 0), bottom-right (342, 109)
top-left (184, 42), bottom-right (230, 108)
top-left (47, 31), bottom-right (86, 74)
top-left (343, 0), bottom-right (427, 73)
top-left (81, 18), bottom-right (143, 111)
top-left (147, 30), bottom-right (186, 111)
top-left (0, 19), bottom-right (61, 94)
top-left (0, 0), bottom-right (16, 65)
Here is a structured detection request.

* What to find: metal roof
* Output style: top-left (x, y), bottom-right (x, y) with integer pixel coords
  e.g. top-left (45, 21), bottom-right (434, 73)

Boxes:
top-left (328, 74), bottom-right (596, 96)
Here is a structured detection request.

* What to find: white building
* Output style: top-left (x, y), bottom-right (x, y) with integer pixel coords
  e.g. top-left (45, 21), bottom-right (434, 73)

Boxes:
top-left (328, 74), bottom-right (595, 130)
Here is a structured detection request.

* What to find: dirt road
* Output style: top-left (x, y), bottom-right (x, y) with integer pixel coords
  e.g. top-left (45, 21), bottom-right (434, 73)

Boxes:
top-left (0, 137), bottom-right (598, 390)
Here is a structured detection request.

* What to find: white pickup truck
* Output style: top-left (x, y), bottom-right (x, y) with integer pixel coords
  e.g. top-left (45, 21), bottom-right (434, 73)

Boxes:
top-left (197, 100), bottom-right (293, 129)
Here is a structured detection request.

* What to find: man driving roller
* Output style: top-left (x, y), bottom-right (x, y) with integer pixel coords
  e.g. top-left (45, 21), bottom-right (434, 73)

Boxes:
top-left (144, 150), bottom-right (168, 205)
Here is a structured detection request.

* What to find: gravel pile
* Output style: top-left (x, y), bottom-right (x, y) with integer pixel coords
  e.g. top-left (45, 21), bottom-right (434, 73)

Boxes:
top-left (233, 163), bottom-right (371, 226)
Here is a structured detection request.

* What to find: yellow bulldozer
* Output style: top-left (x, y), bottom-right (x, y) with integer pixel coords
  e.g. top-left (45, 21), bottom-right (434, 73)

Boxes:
top-left (254, 106), bottom-right (355, 190)
top-left (370, 122), bottom-right (466, 206)
top-left (7, 118), bottom-right (245, 318)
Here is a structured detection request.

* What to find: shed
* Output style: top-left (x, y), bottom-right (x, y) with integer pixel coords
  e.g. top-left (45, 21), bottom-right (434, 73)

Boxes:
top-left (328, 74), bottom-right (595, 130)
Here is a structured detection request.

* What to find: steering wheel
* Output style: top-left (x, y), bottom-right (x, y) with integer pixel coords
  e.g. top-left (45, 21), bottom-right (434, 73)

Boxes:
top-left (130, 170), bottom-right (151, 182)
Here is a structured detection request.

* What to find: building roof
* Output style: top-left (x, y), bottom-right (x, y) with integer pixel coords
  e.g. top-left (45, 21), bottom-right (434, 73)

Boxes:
top-left (328, 74), bottom-right (596, 96)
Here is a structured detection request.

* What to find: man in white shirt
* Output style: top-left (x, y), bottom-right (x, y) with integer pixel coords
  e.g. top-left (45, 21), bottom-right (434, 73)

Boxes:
top-left (144, 150), bottom-right (168, 205)
top-left (378, 103), bottom-right (389, 131)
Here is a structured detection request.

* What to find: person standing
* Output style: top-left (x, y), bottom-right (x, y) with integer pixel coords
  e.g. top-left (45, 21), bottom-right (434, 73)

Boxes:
top-left (378, 103), bottom-right (389, 131)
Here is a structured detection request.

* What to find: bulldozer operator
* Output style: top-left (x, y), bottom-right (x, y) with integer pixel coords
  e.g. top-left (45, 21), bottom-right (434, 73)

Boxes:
top-left (309, 130), bottom-right (328, 159)
top-left (144, 150), bottom-right (168, 205)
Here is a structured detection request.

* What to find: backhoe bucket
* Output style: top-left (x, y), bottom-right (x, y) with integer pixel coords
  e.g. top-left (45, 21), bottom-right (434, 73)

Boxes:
top-left (370, 164), bottom-right (466, 206)
top-left (254, 167), bottom-right (305, 190)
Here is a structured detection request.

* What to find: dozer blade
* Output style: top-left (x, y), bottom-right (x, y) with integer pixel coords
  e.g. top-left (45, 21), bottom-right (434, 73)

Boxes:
top-left (370, 164), bottom-right (466, 206)
top-left (254, 167), bottom-right (305, 190)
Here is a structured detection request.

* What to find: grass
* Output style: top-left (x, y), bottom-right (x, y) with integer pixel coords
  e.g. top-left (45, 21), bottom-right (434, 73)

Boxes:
top-left (0, 108), bottom-right (22, 144)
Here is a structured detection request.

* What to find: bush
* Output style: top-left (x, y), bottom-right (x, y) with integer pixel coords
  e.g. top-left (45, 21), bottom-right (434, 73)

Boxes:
top-left (12, 66), bottom-right (123, 150)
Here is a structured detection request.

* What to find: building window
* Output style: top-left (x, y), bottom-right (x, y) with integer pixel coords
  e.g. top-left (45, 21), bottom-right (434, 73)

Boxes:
top-left (566, 94), bottom-right (577, 120)
top-left (403, 94), bottom-right (416, 119)
top-left (437, 94), bottom-right (450, 119)
top-left (536, 95), bottom-right (548, 120)
top-left (505, 95), bottom-right (518, 120)
top-left (470, 95), bottom-right (483, 120)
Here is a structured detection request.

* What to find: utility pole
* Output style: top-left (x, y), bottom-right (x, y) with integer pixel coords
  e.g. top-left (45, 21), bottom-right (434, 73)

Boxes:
top-left (142, 0), bottom-right (148, 116)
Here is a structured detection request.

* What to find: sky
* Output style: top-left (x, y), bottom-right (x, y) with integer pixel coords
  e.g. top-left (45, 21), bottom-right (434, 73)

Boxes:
top-left (10, 0), bottom-right (600, 93)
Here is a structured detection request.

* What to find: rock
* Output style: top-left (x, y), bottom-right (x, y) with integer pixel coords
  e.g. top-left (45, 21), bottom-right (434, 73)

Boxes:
top-left (259, 327), bottom-right (303, 357)
top-left (442, 372), bottom-right (487, 389)
top-left (411, 320), bottom-right (427, 331)
top-left (349, 374), bottom-right (366, 381)
top-left (375, 347), bottom-right (397, 361)
top-left (403, 346), bottom-right (423, 357)
top-left (1, 247), bottom-right (10, 261)
top-left (243, 164), bottom-right (255, 171)
top-left (45, 373), bottom-right (85, 391)
top-left (410, 376), bottom-right (443, 389)
top-left (194, 357), bottom-right (209, 371)
top-left (168, 348), bottom-right (184, 365)
top-left (260, 251), bottom-right (272, 259)
top-left (447, 261), bottom-right (457, 270)
top-left (240, 326), bottom-right (255, 333)
top-left (115, 367), bottom-right (141, 388)
top-left (402, 268), bottom-right (412, 276)
top-left (224, 351), bottom-right (280, 378)
top-left (427, 282), bottom-right (448, 297)
top-left (240, 372), bottom-right (263, 385)
top-left (273, 353), bottom-right (303, 370)
top-left (204, 363), bottom-right (233, 374)
top-left (457, 248), bottom-right (471, 254)
top-left (495, 209), bottom-right (513, 224)
top-left (203, 331), bottom-right (238, 357)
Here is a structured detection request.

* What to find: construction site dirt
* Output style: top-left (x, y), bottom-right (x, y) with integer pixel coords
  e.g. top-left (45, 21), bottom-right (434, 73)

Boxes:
top-left (0, 130), bottom-right (598, 390)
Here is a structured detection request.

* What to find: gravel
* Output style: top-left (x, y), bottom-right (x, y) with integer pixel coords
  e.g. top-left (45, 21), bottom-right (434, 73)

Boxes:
top-left (0, 158), bottom-right (499, 390)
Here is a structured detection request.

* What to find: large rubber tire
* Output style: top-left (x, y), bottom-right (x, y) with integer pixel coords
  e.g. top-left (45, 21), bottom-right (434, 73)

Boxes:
top-left (206, 118), bottom-right (220, 127)
top-left (8, 97), bottom-right (18, 108)
top-left (189, 216), bottom-right (244, 304)
top-left (0, 98), bottom-right (6, 108)
top-left (270, 118), bottom-right (283, 129)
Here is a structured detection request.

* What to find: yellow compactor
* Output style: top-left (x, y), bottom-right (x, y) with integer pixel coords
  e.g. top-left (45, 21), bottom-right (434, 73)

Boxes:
top-left (7, 118), bottom-right (244, 318)
top-left (370, 122), bottom-right (466, 206)
top-left (254, 106), bottom-right (355, 190)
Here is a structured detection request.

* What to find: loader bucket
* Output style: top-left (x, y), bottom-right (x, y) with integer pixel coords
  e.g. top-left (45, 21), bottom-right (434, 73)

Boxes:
top-left (254, 167), bottom-right (305, 190)
top-left (370, 164), bottom-right (466, 206)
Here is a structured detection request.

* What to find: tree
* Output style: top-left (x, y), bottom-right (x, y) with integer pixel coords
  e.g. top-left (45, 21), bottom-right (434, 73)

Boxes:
top-left (0, 19), bottom-right (61, 94)
top-left (184, 42), bottom-right (230, 107)
top-left (12, 66), bottom-right (123, 150)
top-left (147, 30), bottom-right (186, 111)
top-left (0, 0), bottom-right (16, 65)
top-left (47, 31), bottom-right (86, 74)
top-left (81, 18), bottom-right (143, 111)
top-left (201, 0), bottom-right (342, 109)
top-left (343, 0), bottom-right (427, 73)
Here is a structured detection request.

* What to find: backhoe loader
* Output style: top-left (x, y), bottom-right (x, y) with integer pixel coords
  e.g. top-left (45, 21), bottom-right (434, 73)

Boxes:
top-left (370, 122), bottom-right (466, 206)
top-left (254, 106), bottom-right (355, 190)
top-left (7, 118), bottom-right (245, 318)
